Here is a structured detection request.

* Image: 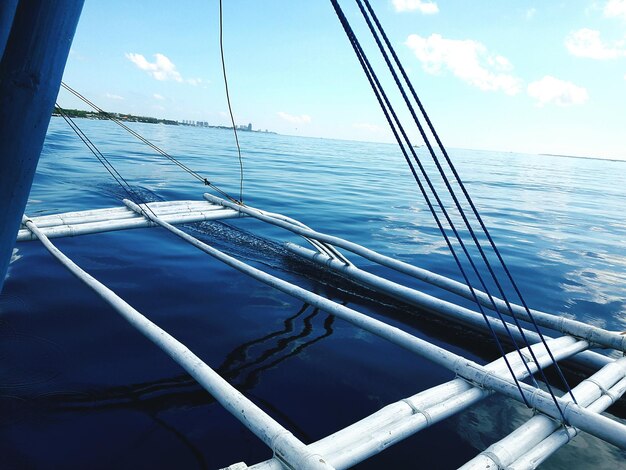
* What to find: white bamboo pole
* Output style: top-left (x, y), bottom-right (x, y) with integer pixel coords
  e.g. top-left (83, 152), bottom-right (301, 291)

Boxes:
top-left (248, 336), bottom-right (588, 470)
top-left (22, 205), bottom-right (225, 233)
top-left (254, 207), bottom-right (352, 266)
top-left (460, 357), bottom-right (626, 470)
top-left (204, 193), bottom-right (626, 354)
top-left (17, 207), bottom-right (240, 241)
top-left (124, 199), bottom-right (626, 450)
top-left (30, 206), bottom-right (136, 226)
top-left (508, 376), bottom-right (626, 469)
top-left (284, 242), bottom-right (612, 372)
top-left (29, 200), bottom-right (215, 228)
top-left (21, 214), bottom-right (333, 470)
top-left (311, 337), bottom-right (587, 469)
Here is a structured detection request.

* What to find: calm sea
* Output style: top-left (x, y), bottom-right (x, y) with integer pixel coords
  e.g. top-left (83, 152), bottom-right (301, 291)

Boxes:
top-left (1, 117), bottom-right (625, 469)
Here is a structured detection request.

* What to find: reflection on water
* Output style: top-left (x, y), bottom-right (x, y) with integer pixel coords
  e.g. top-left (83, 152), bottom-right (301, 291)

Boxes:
top-left (455, 394), bottom-right (626, 467)
top-left (219, 304), bottom-right (334, 391)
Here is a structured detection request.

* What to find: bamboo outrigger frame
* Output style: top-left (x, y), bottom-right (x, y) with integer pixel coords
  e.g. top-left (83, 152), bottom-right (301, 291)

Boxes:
top-left (16, 195), bottom-right (626, 469)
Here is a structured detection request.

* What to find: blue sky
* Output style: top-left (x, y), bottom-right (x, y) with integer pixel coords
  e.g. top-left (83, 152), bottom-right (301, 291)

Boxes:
top-left (61, 1), bottom-right (626, 160)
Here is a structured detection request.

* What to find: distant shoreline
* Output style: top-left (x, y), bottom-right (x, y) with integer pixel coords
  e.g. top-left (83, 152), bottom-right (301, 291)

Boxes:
top-left (52, 107), bottom-right (277, 135)
top-left (539, 153), bottom-right (625, 164)
top-left (49, 110), bottom-right (622, 161)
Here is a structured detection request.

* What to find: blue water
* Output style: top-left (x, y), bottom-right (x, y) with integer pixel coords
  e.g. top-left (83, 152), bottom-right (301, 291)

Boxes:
top-left (1, 117), bottom-right (625, 469)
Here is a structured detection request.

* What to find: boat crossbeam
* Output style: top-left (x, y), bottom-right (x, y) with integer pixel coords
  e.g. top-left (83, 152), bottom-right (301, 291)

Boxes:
top-left (16, 200), bottom-right (242, 241)
top-left (283, 242), bottom-right (612, 373)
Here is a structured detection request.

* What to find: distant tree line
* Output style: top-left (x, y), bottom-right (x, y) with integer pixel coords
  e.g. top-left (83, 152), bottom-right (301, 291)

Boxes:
top-left (52, 107), bottom-right (179, 126)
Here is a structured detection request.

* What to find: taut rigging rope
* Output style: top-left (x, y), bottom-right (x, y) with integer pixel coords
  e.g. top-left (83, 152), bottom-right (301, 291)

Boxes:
top-left (328, 0), bottom-right (534, 408)
top-left (219, 0), bottom-right (245, 204)
top-left (55, 104), bottom-right (158, 219)
top-left (59, 82), bottom-right (240, 205)
top-left (357, 0), bottom-right (577, 406)
top-left (330, 0), bottom-right (577, 417)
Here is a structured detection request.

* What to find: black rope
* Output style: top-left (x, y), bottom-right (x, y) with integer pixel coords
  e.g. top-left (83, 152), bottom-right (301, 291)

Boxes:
top-left (59, 83), bottom-right (240, 205)
top-left (356, 0), bottom-right (576, 408)
top-left (332, 0), bottom-right (576, 418)
top-left (219, 0), bottom-right (244, 203)
top-left (328, 0), bottom-right (535, 408)
top-left (355, 0), bottom-right (552, 389)
top-left (359, 0), bottom-right (577, 405)
top-left (56, 104), bottom-right (158, 219)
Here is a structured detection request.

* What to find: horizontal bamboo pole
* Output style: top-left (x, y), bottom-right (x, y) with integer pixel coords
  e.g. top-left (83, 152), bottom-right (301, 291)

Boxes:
top-left (29, 200), bottom-right (215, 228)
top-left (461, 357), bottom-right (626, 470)
top-left (17, 206), bottom-right (240, 241)
top-left (22, 214), bottom-right (331, 470)
top-left (285, 242), bottom-right (612, 373)
top-left (205, 193), bottom-right (626, 354)
top-left (125, 199), bottom-right (626, 451)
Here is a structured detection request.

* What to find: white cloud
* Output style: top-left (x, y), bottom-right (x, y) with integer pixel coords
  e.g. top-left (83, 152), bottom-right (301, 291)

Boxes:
top-left (353, 122), bottom-right (385, 132)
top-left (277, 111), bottom-right (311, 124)
top-left (527, 76), bottom-right (589, 107)
top-left (565, 28), bottom-right (626, 59)
top-left (125, 54), bottom-right (206, 85)
top-left (125, 52), bottom-right (183, 82)
top-left (405, 33), bottom-right (522, 95)
top-left (69, 48), bottom-right (86, 61)
top-left (153, 93), bottom-right (165, 100)
top-left (526, 8), bottom-right (537, 19)
top-left (604, 0), bottom-right (626, 20)
top-left (105, 93), bottom-right (124, 100)
top-left (392, 0), bottom-right (439, 14)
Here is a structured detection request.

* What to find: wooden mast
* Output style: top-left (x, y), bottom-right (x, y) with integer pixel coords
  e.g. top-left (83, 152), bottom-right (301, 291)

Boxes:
top-left (0, 0), bottom-right (84, 292)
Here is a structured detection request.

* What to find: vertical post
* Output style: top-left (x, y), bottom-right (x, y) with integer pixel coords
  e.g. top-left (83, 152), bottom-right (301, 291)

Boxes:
top-left (0, 0), bottom-right (84, 292)
top-left (0, 0), bottom-right (19, 59)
